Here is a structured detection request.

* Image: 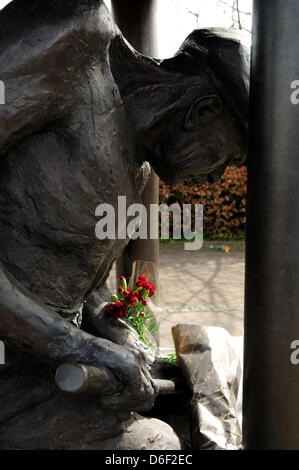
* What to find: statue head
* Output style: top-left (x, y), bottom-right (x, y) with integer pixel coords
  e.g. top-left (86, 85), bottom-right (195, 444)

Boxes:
top-left (121, 28), bottom-right (250, 186)
top-left (159, 28), bottom-right (249, 185)
top-left (0, 0), bottom-right (249, 190)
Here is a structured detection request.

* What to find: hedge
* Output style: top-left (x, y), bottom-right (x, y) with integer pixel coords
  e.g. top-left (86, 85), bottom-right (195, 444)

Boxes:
top-left (159, 165), bottom-right (247, 240)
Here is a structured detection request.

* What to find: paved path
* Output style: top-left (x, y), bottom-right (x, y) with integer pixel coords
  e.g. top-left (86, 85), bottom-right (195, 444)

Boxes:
top-left (158, 241), bottom-right (245, 347)
top-left (109, 241), bottom-right (245, 348)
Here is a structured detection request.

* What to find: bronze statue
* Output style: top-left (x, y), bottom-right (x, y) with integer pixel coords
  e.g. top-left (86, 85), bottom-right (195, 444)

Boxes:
top-left (0, 0), bottom-right (249, 449)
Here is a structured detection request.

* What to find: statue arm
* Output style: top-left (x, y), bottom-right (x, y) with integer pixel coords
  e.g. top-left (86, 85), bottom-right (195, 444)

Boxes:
top-left (0, 262), bottom-right (155, 410)
top-left (0, 261), bottom-right (131, 367)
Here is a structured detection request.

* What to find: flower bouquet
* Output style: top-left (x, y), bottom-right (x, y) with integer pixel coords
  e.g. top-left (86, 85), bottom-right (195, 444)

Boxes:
top-left (109, 261), bottom-right (163, 351)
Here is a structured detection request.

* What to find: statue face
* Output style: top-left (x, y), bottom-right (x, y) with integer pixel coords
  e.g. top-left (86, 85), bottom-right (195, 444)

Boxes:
top-left (154, 93), bottom-right (247, 185)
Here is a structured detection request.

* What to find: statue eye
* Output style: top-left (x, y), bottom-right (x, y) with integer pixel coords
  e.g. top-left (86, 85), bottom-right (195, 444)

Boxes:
top-left (185, 95), bottom-right (223, 130)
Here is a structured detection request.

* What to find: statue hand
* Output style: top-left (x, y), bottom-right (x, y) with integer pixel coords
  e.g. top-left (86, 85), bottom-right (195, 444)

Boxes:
top-left (82, 294), bottom-right (158, 411)
top-left (104, 347), bottom-right (157, 412)
top-left (70, 334), bottom-right (158, 412)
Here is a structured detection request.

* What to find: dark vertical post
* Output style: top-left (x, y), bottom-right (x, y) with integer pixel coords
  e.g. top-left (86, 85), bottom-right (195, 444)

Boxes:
top-left (111, 0), bottom-right (158, 56)
top-left (111, 0), bottom-right (160, 282)
top-left (244, 0), bottom-right (299, 449)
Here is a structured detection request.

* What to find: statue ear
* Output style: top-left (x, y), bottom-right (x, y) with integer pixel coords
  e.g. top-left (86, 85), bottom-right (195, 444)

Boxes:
top-left (185, 94), bottom-right (223, 130)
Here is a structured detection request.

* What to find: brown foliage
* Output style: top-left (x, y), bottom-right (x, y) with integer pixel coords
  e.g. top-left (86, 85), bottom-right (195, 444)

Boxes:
top-left (159, 166), bottom-right (247, 240)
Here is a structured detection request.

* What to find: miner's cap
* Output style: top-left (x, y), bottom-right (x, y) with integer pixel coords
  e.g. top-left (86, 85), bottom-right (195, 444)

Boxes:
top-left (161, 27), bottom-right (250, 130)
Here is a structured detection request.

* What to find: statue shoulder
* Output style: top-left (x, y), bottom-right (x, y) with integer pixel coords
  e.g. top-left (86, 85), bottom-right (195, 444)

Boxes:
top-left (0, 0), bottom-right (120, 156)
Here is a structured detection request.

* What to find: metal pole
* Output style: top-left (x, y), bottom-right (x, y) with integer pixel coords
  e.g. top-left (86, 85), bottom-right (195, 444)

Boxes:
top-left (243, 0), bottom-right (299, 449)
top-left (111, 0), bottom-right (158, 57)
top-left (111, 0), bottom-right (160, 282)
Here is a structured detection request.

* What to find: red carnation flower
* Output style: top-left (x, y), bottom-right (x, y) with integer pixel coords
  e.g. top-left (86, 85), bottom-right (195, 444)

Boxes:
top-left (109, 302), bottom-right (127, 319)
top-left (143, 281), bottom-right (156, 297)
top-left (135, 278), bottom-right (156, 297)
top-left (124, 289), bottom-right (138, 306)
top-left (135, 290), bottom-right (144, 301)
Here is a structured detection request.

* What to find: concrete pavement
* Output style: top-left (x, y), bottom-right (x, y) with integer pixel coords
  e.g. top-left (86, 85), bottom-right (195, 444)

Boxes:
top-left (109, 241), bottom-right (245, 348)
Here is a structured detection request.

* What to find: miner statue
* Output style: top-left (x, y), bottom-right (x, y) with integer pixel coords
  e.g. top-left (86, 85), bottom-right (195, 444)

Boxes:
top-left (0, 0), bottom-right (248, 449)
